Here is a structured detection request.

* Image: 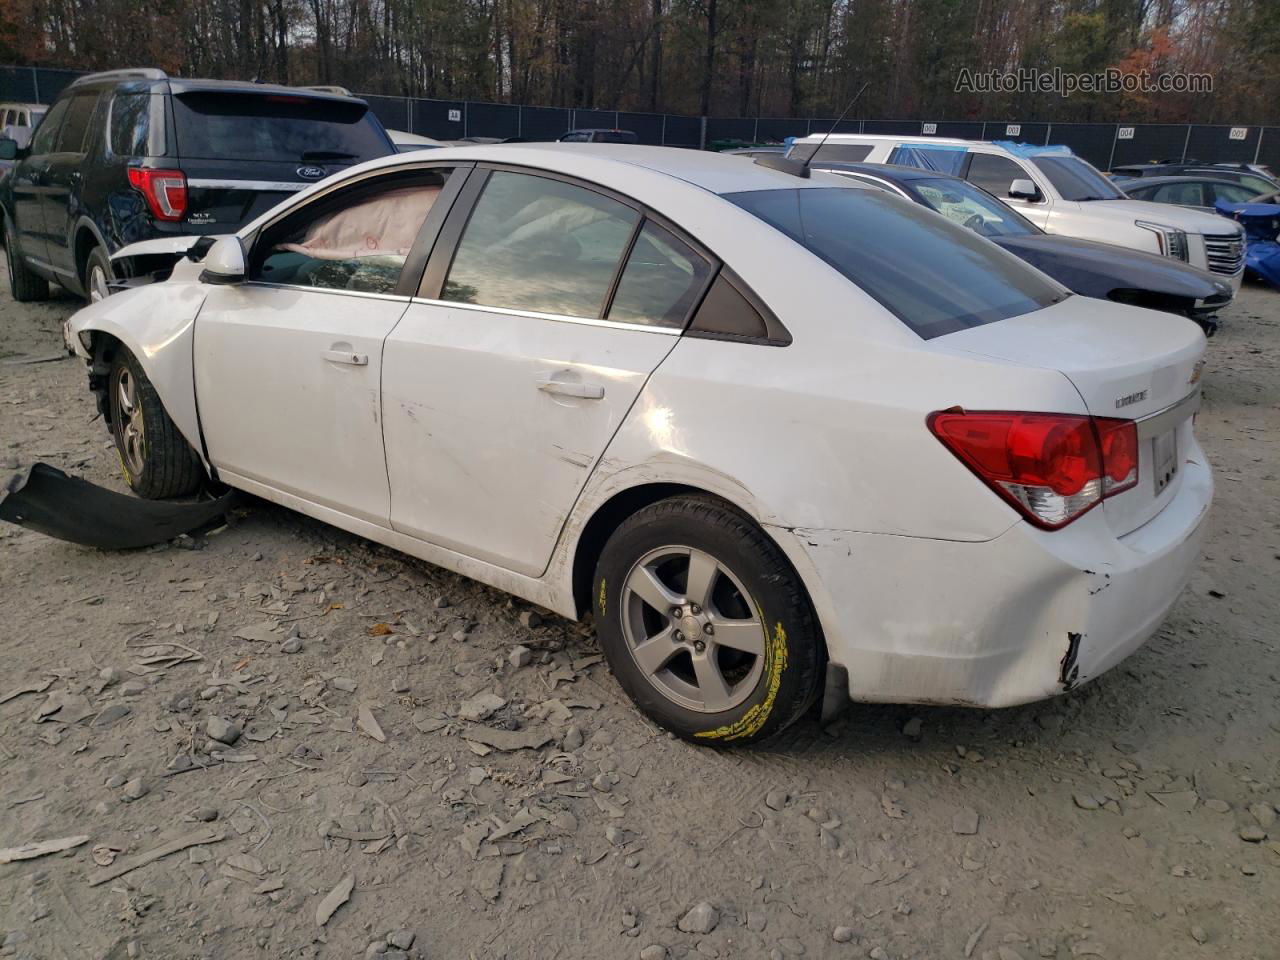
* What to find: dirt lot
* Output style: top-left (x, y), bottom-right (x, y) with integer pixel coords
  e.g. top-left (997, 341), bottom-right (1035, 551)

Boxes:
top-left (1, 266), bottom-right (1277, 960)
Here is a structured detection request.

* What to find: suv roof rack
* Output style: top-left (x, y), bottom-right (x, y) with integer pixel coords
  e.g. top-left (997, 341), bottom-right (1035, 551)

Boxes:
top-left (71, 68), bottom-right (168, 86)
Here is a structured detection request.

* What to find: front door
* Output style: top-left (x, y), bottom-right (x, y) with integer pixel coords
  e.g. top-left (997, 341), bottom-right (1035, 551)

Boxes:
top-left (8, 96), bottom-right (67, 265)
top-left (382, 168), bottom-right (717, 576)
top-left (965, 152), bottom-right (1053, 229)
top-left (193, 166), bottom-right (458, 525)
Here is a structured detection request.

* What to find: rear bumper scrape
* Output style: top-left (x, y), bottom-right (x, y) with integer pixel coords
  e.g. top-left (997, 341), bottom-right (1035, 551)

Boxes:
top-left (0, 463), bottom-right (234, 549)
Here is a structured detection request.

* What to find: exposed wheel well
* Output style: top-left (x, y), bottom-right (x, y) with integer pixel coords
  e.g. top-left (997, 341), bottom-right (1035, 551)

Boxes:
top-left (74, 228), bottom-right (101, 288)
top-left (86, 331), bottom-right (125, 426)
top-left (570, 483), bottom-right (802, 621)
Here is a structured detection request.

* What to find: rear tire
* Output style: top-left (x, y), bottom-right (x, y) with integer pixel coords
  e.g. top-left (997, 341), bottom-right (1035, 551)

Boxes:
top-left (593, 495), bottom-right (824, 746)
top-left (107, 345), bottom-right (204, 499)
top-left (4, 216), bottom-right (50, 302)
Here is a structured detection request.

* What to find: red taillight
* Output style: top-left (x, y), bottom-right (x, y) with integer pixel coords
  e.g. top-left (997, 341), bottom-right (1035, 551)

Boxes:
top-left (127, 167), bottom-right (187, 221)
top-left (1094, 417), bottom-right (1139, 495)
top-left (928, 410), bottom-right (1139, 530)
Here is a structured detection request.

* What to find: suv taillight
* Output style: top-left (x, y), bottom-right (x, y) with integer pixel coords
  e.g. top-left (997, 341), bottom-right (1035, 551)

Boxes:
top-left (127, 168), bottom-right (188, 222)
top-left (928, 411), bottom-right (1139, 529)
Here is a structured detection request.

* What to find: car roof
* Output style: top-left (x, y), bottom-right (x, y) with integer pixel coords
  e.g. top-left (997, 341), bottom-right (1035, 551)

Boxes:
top-left (66, 69), bottom-right (366, 104)
top-left (164, 78), bottom-right (366, 103)
top-left (793, 132), bottom-right (974, 146)
top-left (384, 142), bottom-right (848, 195)
top-left (0, 102), bottom-right (44, 110)
top-left (814, 162), bottom-right (960, 183)
top-left (1119, 175), bottom-right (1242, 187)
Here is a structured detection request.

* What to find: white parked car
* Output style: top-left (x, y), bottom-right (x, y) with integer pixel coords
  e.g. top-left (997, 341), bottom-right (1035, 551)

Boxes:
top-left (788, 134), bottom-right (1246, 290)
top-left (66, 144), bottom-right (1212, 744)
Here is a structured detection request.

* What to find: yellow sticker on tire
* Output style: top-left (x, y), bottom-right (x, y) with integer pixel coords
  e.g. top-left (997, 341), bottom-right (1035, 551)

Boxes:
top-left (598, 578), bottom-right (607, 615)
top-left (694, 617), bottom-right (788, 742)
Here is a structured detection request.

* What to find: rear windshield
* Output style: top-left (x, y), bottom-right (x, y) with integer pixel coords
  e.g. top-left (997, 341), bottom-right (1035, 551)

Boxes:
top-left (593, 130), bottom-right (637, 143)
top-left (725, 187), bottom-right (1065, 339)
top-left (172, 92), bottom-right (389, 163)
top-left (1031, 156), bottom-right (1125, 201)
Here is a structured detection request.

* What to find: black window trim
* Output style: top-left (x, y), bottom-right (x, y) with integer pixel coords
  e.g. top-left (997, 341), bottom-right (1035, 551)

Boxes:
top-left (415, 159), bottom-right (787, 344)
top-left (240, 159), bottom-right (475, 301)
top-left (685, 266), bottom-right (792, 347)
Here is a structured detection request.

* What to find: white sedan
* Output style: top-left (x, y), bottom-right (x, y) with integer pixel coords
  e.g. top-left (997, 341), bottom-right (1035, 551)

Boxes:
top-left (67, 144), bottom-right (1212, 744)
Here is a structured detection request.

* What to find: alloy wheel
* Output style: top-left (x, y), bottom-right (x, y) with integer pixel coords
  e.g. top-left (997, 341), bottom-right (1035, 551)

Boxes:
top-left (89, 263), bottom-right (109, 303)
top-left (620, 545), bottom-right (766, 713)
top-left (115, 368), bottom-right (147, 477)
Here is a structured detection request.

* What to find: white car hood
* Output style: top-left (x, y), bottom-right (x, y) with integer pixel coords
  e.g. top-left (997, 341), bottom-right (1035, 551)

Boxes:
top-left (1087, 198), bottom-right (1237, 233)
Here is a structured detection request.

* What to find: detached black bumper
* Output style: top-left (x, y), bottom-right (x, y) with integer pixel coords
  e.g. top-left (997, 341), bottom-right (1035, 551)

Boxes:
top-left (0, 463), bottom-right (233, 549)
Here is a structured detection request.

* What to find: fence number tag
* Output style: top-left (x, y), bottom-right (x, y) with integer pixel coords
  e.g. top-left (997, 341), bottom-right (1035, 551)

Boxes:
top-left (1005, 124), bottom-right (1021, 136)
top-left (448, 109), bottom-right (462, 122)
top-left (1116, 126), bottom-right (1135, 140)
top-left (921, 122), bottom-right (937, 135)
top-left (1229, 127), bottom-right (1248, 140)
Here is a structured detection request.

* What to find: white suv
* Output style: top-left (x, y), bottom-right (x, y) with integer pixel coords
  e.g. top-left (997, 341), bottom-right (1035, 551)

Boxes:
top-left (788, 134), bottom-right (1246, 290)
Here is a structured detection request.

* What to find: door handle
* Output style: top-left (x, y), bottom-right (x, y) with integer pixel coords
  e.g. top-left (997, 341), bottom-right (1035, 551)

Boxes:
top-left (322, 349), bottom-right (368, 366)
top-left (536, 376), bottom-right (605, 400)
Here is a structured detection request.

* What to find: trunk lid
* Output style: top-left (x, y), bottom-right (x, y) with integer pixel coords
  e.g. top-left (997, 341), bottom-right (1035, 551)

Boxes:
top-left (937, 296), bottom-right (1205, 536)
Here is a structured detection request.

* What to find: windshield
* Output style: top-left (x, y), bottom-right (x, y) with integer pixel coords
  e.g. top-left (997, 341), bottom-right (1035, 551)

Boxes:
top-left (593, 130), bottom-right (637, 143)
top-left (172, 92), bottom-right (390, 163)
top-left (910, 178), bottom-right (1039, 237)
top-left (725, 187), bottom-right (1065, 339)
top-left (1031, 156), bottom-right (1125, 201)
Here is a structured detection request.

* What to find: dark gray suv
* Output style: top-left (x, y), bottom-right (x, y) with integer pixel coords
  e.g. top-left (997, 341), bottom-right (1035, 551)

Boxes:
top-left (1, 68), bottom-right (394, 302)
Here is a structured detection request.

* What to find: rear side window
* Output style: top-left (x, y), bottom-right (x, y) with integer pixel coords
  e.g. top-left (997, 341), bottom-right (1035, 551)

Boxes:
top-left (110, 93), bottom-right (151, 156)
top-left (726, 187), bottom-right (1065, 339)
top-left (788, 142), bottom-right (873, 163)
top-left (607, 221), bottom-right (713, 328)
top-left (172, 92), bottom-right (389, 162)
top-left (55, 92), bottom-right (98, 153)
top-left (1211, 182), bottom-right (1259, 204)
top-left (1151, 182), bottom-right (1205, 206)
top-left (443, 171), bottom-right (639, 319)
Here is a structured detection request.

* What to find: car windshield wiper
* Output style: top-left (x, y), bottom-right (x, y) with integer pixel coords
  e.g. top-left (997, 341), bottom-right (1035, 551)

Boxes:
top-left (1075, 195), bottom-right (1115, 202)
top-left (299, 150), bottom-right (359, 161)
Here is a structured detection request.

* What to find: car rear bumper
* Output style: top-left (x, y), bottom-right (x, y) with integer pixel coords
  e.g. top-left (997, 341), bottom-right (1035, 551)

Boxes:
top-left (776, 451), bottom-right (1212, 708)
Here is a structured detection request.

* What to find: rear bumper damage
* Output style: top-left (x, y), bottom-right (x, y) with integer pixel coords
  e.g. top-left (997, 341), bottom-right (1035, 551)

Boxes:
top-left (777, 452), bottom-right (1212, 709)
top-left (0, 463), bottom-right (233, 550)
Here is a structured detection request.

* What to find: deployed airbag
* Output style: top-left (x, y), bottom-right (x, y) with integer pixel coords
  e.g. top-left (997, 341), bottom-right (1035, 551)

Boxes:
top-left (0, 463), bottom-right (234, 550)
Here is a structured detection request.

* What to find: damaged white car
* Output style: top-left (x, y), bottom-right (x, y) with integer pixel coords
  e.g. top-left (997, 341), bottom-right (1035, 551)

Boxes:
top-left (63, 144), bottom-right (1213, 744)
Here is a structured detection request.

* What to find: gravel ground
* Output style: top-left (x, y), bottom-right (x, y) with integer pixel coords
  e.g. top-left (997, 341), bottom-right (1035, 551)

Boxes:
top-left (1, 266), bottom-right (1277, 960)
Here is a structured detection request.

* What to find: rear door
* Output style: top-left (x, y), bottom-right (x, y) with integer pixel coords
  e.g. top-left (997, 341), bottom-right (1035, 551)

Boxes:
top-left (42, 88), bottom-right (104, 279)
top-left (381, 166), bottom-right (717, 576)
top-left (170, 90), bottom-right (394, 234)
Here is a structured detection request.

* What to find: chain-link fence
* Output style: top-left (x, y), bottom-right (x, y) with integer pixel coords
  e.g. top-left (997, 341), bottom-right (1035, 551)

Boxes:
top-left (4, 64), bottom-right (1277, 168)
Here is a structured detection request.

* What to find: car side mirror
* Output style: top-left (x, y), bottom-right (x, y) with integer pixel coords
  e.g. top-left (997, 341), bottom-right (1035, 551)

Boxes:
top-left (0, 138), bottom-right (17, 161)
top-left (198, 236), bottom-right (247, 285)
top-left (1008, 178), bottom-right (1041, 201)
